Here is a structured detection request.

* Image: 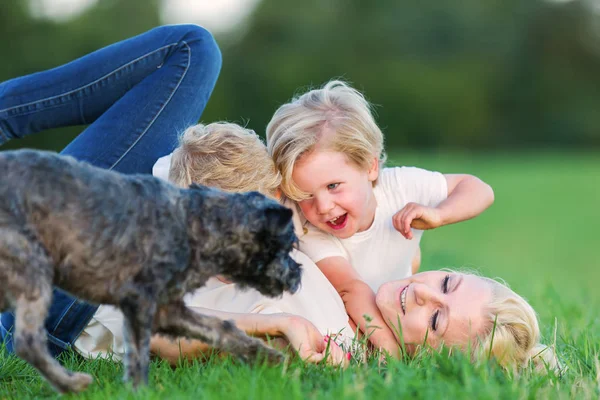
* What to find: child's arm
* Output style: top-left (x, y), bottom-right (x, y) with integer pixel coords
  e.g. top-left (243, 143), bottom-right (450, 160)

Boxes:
top-left (393, 173), bottom-right (494, 239)
top-left (411, 246), bottom-right (421, 274)
top-left (316, 256), bottom-right (401, 358)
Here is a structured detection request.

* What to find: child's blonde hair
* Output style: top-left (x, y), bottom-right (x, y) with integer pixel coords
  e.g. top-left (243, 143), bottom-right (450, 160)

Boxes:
top-left (169, 122), bottom-right (281, 198)
top-left (266, 80), bottom-right (386, 201)
top-left (473, 275), bottom-right (561, 374)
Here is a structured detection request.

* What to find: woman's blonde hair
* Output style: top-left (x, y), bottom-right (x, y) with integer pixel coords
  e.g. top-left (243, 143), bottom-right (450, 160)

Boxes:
top-left (168, 122), bottom-right (281, 198)
top-left (266, 80), bottom-right (387, 201)
top-left (473, 275), bottom-right (561, 374)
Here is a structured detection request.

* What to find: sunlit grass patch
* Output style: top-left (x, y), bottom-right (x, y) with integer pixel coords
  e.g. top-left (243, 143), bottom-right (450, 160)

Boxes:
top-left (1, 151), bottom-right (598, 399)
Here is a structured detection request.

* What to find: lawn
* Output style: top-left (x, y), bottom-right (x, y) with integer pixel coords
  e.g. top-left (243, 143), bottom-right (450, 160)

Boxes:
top-left (1, 151), bottom-right (598, 399)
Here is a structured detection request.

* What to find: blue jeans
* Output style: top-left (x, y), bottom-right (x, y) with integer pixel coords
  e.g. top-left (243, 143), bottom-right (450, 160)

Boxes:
top-left (0, 24), bottom-right (222, 357)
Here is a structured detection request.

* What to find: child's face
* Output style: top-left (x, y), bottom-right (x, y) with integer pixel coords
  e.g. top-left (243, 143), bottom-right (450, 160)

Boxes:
top-left (292, 150), bottom-right (378, 239)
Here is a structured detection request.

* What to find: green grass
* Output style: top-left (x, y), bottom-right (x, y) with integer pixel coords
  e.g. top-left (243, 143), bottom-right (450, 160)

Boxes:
top-left (1, 151), bottom-right (599, 399)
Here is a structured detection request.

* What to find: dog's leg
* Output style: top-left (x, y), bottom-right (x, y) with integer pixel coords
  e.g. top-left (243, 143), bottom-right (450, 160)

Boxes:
top-left (0, 231), bottom-right (93, 393)
top-left (119, 286), bottom-right (157, 389)
top-left (154, 302), bottom-right (285, 364)
top-left (13, 288), bottom-right (93, 393)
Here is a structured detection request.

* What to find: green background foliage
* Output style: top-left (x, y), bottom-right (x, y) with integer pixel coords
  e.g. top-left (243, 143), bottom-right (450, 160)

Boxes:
top-left (1, 152), bottom-right (599, 399)
top-left (2, 0), bottom-right (600, 151)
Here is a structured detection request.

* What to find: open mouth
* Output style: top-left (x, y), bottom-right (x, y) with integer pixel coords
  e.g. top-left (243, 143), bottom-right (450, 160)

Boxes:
top-left (326, 213), bottom-right (348, 230)
top-left (400, 285), bottom-right (408, 314)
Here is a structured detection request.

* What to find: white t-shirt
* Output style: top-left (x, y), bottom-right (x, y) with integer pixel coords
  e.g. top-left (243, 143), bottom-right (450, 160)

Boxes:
top-left (299, 167), bottom-right (448, 292)
top-left (74, 154), bottom-right (353, 360)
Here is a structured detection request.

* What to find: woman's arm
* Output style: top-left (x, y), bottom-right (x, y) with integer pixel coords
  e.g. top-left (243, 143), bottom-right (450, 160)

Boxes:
top-left (150, 308), bottom-right (349, 366)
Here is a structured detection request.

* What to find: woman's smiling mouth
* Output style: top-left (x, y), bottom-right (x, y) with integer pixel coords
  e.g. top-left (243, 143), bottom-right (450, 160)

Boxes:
top-left (400, 285), bottom-right (408, 314)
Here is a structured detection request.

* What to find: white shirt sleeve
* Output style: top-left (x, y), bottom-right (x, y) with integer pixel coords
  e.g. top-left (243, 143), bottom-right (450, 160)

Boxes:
top-left (381, 166), bottom-right (448, 209)
top-left (152, 153), bottom-right (173, 182)
top-left (299, 223), bottom-right (347, 263)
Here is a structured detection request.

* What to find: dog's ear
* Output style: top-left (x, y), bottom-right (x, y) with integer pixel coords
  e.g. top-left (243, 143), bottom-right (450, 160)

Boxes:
top-left (264, 206), bottom-right (293, 233)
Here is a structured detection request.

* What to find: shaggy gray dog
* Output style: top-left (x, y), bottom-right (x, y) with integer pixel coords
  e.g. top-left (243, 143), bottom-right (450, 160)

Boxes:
top-left (0, 149), bottom-right (302, 393)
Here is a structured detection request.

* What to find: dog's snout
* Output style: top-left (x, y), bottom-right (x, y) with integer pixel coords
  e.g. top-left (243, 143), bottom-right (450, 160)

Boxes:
top-left (283, 257), bottom-right (302, 294)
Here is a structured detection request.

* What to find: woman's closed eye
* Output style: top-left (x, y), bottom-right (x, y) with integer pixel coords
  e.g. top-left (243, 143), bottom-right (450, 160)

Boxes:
top-left (430, 275), bottom-right (451, 331)
top-left (430, 310), bottom-right (440, 331)
top-left (442, 274), bottom-right (450, 293)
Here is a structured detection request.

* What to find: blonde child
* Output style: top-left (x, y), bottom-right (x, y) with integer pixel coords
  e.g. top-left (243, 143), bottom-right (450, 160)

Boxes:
top-left (266, 81), bottom-right (495, 357)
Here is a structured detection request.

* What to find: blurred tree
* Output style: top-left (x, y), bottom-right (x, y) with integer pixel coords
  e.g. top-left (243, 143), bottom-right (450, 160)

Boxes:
top-left (206, 0), bottom-right (600, 149)
top-left (493, 0), bottom-right (600, 147)
top-left (1, 0), bottom-right (599, 151)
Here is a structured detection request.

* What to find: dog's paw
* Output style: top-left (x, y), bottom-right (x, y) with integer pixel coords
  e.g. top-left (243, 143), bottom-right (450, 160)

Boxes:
top-left (65, 372), bottom-right (94, 393)
top-left (239, 338), bottom-right (285, 365)
top-left (260, 346), bottom-right (286, 365)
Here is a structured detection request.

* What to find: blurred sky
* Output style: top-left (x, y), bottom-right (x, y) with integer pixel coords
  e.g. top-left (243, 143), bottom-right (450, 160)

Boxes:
top-left (28, 0), bottom-right (260, 33)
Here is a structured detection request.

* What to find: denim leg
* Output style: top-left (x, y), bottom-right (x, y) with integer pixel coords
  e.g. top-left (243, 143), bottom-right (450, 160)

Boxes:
top-left (0, 24), bottom-right (221, 357)
top-left (0, 24), bottom-right (222, 173)
top-left (0, 289), bottom-right (100, 358)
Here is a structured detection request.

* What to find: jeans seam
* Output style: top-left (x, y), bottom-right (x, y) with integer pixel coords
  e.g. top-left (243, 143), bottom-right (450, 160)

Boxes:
top-left (47, 333), bottom-right (70, 349)
top-left (0, 43), bottom-right (179, 115)
top-left (50, 298), bottom-right (78, 334)
top-left (109, 40), bottom-right (192, 170)
top-left (0, 316), bottom-right (9, 335)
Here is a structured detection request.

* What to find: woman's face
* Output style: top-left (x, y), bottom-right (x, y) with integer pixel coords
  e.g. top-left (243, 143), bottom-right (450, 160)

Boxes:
top-left (376, 271), bottom-right (492, 353)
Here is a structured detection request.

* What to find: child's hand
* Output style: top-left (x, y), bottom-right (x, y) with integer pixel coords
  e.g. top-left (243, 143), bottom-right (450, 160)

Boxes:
top-left (392, 202), bottom-right (443, 239)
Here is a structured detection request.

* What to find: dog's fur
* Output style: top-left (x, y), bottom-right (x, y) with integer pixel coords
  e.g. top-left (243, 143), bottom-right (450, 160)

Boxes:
top-left (0, 149), bottom-right (302, 393)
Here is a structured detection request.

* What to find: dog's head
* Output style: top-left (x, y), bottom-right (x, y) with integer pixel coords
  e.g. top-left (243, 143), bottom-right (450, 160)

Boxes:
top-left (187, 185), bottom-right (302, 297)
